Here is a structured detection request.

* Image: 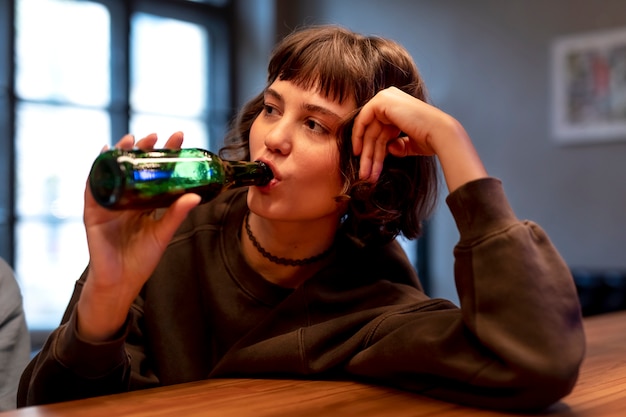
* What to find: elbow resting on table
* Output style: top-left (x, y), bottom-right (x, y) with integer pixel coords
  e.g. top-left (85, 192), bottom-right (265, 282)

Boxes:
top-left (455, 364), bottom-right (582, 411)
top-left (505, 348), bottom-right (584, 411)
top-left (463, 334), bottom-right (585, 411)
top-left (526, 366), bottom-right (581, 410)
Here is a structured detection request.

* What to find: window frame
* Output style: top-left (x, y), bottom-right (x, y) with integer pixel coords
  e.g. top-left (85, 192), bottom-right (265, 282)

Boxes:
top-left (1, 0), bottom-right (233, 348)
top-left (0, 0), bottom-right (16, 264)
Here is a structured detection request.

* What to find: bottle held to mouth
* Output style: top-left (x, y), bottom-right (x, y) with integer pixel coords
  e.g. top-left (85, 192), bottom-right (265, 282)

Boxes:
top-left (88, 148), bottom-right (273, 210)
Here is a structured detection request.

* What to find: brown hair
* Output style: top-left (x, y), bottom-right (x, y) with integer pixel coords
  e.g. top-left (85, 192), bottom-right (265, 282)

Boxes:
top-left (220, 25), bottom-right (439, 246)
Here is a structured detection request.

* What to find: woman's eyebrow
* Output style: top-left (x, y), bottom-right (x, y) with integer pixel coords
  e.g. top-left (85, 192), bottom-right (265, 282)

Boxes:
top-left (265, 87), bottom-right (342, 121)
top-left (302, 103), bottom-right (342, 121)
top-left (264, 87), bottom-right (283, 104)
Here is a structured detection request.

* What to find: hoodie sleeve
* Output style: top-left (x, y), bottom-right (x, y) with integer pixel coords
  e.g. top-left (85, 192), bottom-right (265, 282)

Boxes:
top-left (345, 178), bottom-right (585, 411)
top-left (17, 271), bottom-right (158, 406)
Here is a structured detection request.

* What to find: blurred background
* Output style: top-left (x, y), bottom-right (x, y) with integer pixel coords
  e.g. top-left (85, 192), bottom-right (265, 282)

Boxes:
top-left (0, 0), bottom-right (625, 351)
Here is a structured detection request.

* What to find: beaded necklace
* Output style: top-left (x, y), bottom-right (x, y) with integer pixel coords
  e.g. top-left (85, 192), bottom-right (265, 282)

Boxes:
top-left (244, 212), bottom-right (334, 267)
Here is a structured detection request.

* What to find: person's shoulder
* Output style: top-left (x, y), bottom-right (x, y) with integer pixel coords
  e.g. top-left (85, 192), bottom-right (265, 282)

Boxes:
top-left (0, 257), bottom-right (23, 311)
top-left (0, 257), bottom-right (16, 285)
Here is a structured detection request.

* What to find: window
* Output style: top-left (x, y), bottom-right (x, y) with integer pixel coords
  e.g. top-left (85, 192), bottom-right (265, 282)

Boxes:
top-left (130, 12), bottom-right (209, 147)
top-left (3, 0), bottom-right (232, 334)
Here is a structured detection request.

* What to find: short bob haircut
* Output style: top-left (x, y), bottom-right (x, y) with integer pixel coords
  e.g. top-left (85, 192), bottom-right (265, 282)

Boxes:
top-left (220, 25), bottom-right (439, 246)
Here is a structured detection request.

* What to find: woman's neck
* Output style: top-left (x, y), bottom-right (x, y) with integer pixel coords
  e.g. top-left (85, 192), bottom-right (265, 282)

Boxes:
top-left (241, 211), bottom-right (338, 288)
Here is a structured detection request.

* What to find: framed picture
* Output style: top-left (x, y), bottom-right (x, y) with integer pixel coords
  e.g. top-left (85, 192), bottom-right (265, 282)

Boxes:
top-left (551, 27), bottom-right (626, 144)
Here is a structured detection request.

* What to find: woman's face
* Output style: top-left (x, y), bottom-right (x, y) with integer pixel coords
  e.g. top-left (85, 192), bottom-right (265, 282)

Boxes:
top-left (247, 79), bottom-right (356, 223)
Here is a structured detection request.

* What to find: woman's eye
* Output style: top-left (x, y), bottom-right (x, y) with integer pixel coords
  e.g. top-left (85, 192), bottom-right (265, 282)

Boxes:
top-left (263, 104), bottom-right (276, 115)
top-left (305, 119), bottom-right (329, 134)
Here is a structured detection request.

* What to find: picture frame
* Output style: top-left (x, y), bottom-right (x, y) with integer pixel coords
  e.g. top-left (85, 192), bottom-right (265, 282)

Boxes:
top-left (551, 27), bottom-right (626, 144)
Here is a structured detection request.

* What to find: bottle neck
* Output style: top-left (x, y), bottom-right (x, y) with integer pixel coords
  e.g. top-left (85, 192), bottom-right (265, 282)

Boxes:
top-left (225, 160), bottom-right (273, 188)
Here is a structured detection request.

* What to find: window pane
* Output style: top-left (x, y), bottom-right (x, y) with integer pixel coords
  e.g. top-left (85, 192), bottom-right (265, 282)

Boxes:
top-left (15, 0), bottom-right (110, 106)
top-left (17, 220), bottom-right (87, 329)
top-left (398, 236), bottom-right (418, 271)
top-left (130, 13), bottom-right (209, 117)
top-left (16, 104), bottom-right (110, 329)
top-left (130, 114), bottom-right (209, 149)
top-left (15, 104), bottom-right (109, 217)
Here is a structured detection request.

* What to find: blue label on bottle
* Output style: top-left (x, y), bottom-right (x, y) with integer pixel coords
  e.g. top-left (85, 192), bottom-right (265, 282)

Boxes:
top-left (135, 170), bottom-right (173, 181)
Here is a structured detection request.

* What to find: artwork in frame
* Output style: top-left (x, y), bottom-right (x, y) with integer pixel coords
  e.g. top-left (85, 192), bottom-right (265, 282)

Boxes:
top-left (551, 27), bottom-right (626, 144)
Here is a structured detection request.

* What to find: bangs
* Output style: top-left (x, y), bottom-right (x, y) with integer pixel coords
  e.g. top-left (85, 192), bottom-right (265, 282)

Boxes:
top-left (267, 27), bottom-right (370, 105)
top-left (277, 54), bottom-right (357, 104)
top-left (265, 25), bottom-right (426, 112)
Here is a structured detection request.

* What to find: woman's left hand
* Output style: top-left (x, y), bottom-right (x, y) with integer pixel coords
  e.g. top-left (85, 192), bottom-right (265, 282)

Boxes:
top-left (351, 87), bottom-right (488, 192)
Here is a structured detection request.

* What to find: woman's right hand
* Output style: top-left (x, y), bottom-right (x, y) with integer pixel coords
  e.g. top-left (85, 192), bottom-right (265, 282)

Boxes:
top-left (76, 132), bottom-right (201, 342)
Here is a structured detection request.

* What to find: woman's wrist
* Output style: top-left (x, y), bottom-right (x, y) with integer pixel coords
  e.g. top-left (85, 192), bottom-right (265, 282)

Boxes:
top-left (76, 278), bottom-right (133, 343)
top-left (429, 115), bottom-right (488, 193)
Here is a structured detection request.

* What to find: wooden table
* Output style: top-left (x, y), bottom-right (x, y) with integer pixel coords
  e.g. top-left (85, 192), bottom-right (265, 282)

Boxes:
top-left (3, 311), bottom-right (625, 417)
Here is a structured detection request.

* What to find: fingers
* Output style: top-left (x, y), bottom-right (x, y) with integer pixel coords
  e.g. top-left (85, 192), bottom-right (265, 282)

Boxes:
top-left (355, 118), bottom-right (400, 182)
top-left (387, 137), bottom-right (410, 157)
top-left (115, 133), bottom-right (137, 150)
top-left (135, 133), bottom-right (159, 150)
top-left (373, 125), bottom-right (401, 181)
top-left (352, 86), bottom-right (438, 182)
top-left (114, 131), bottom-right (185, 152)
top-left (164, 131), bottom-right (184, 149)
top-left (352, 90), bottom-right (407, 182)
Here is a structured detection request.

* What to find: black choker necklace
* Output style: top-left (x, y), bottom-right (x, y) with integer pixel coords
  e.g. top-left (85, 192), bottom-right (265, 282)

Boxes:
top-left (244, 212), bottom-right (334, 267)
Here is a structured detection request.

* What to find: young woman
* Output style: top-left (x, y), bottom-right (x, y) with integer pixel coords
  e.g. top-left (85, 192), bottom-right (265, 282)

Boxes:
top-left (18, 25), bottom-right (585, 411)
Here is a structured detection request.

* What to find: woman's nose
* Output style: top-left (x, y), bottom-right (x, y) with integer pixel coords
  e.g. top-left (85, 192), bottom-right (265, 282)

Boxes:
top-left (264, 119), bottom-right (292, 155)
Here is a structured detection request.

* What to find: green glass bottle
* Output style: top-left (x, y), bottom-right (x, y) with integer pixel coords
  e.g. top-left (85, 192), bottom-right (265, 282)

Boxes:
top-left (88, 148), bottom-right (273, 210)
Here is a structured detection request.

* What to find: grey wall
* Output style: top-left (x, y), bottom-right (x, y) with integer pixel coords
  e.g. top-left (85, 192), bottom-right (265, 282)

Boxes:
top-left (235, 0), bottom-right (626, 303)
